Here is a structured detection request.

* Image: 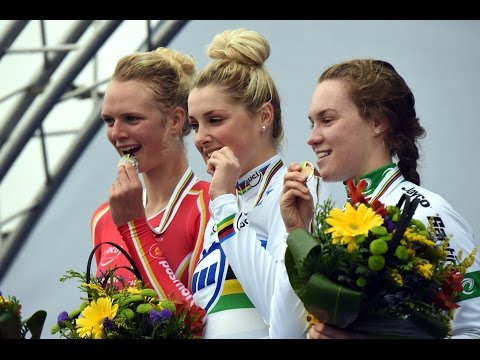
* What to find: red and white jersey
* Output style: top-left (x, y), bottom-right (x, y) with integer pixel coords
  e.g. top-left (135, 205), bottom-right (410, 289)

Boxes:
top-left (91, 169), bottom-right (209, 304)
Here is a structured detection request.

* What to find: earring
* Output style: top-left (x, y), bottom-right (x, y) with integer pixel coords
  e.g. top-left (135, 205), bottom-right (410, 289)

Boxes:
top-left (262, 126), bottom-right (266, 132)
top-left (375, 128), bottom-right (381, 134)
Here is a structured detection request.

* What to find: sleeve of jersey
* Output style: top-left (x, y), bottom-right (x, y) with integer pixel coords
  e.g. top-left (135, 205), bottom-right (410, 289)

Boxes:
top-left (433, 201), bottom-right (480, 339)
top-left (117, 218), bottom-right (194, 307)
top-left (212, 194), bottom-right (309, 338)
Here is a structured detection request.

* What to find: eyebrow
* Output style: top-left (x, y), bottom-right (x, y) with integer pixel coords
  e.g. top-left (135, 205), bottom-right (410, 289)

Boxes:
top-left (311, 108), bottom-right (338, 119)
top-left (191, 108), bottom-right (228, 119)
top-left (309, 109), bottom-right (327, 121)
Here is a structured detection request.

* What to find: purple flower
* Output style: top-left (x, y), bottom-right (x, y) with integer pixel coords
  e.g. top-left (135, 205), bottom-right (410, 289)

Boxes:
top-left (102, 317), bottom-right (114, 330)
top-left (383, 216), bottom-right (396, 232)
top-left (57, 311), bottom-right (70, 325)
top-left (148, 309), bottom-right (173, 325)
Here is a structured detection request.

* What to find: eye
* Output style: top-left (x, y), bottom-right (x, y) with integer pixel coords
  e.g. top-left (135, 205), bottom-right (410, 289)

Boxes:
top-left (126, 115), bottom-right (141, 123)
top-left (102, 116), bottom-right (114, 126)
top-left (209, 117), bottom-right (223, 124)
top-left (189, 122), bottom-right (199, 131)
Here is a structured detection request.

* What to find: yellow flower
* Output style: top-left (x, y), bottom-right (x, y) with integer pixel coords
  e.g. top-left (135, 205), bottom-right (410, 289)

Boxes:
top-left (416, 262), bottom-right (434, 279)
top-left (82, 282), bottom-right (107, 297)
top-left (390, 269), bottom-right (404, 286)
top-left (76, 297), bottom-right (118, 339)
top-left (325, 203), bottom-right (384, 252)
top-left (126, 286), bottom-right (140, 295)
top-left (404, 228), bottom-right (435, 247)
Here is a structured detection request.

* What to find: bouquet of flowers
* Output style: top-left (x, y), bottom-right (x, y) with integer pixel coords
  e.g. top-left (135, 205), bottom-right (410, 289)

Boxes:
top-left (51, 269), bottom-right (205, 339)
top-left (0, 290), bottom-right (47, 339)
top-left (285, 178), bottom-right (476, 338)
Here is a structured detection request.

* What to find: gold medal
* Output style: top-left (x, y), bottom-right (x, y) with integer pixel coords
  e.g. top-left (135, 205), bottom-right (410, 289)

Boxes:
top-left (300, 161), bottom-right (314, 182)
top-left (118, 153), bottom-right (138, 171)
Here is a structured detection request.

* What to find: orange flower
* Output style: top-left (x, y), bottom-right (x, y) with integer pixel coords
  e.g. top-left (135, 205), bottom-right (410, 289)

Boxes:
top-left (433, 271), bottom-right (464, 310)
top-left (347, 178), bottom-right (369, 206)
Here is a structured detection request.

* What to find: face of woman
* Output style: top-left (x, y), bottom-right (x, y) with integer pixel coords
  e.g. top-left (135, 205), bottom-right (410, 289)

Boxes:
top-left (307, 79), bottom-right (384, 182)
top-left (101, 80), bottom-right (173, 173)
top-left (188, 85), bottom-right (265, 176)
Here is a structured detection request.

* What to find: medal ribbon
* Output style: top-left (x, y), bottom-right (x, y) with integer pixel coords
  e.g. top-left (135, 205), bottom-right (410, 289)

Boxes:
top-left (368, 168), bottom-right (402, 204)
top-left (252, 158), bottom-right (283, 208)
top-left (143, 167), bottom-right (196, 234)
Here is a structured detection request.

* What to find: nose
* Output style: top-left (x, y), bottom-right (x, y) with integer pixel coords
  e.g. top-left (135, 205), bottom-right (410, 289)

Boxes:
top-left (109, 120), bottom-right (128, 141)
top-left (306, 123), bottom-right (323, 148)
top-left (194, 124), bottom-right (210, 148)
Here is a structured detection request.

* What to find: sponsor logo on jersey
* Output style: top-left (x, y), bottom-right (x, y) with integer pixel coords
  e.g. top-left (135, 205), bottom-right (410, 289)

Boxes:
top-left (148, 243), bottom-right (163, 259)
top-left (402, 186), bottom-right (431, 207)
top-left (237, 212), bottom-right (248, 229)
top-left (158, 259), bottom-right (193, 302)
top-left (363, 178), bottom-right (373, 192)
top-left (246, 170), bottom-right (263, 188)
top-left (459, 270), bottom-right (480, 301)
top-left (210, 223), bottom-right (217, 237)
top-left (427, 215), bottom-right (456, 263)
top-left (99, 245), bottom-right (122, 267)
top-left (192, 241), bottom-right (227, 312)
top-left (428, 215), bottom-right (447, 240)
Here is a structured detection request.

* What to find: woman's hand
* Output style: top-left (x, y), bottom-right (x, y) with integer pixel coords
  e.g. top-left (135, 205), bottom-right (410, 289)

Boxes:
top-left (206, 146), bottom-right (241, 200)
top-left (280, 162), bottom-right (314, 233)
top-left (109, 162), bottom-right (145, 226)
top-left (307, 321), bottom-right (368, 339)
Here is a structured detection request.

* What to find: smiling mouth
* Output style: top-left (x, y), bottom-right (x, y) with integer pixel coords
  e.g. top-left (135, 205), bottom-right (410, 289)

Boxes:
top-left (205, 148), bottom-right (222, 159)
top-left (317, 151), bottom-right (331, 160)
top-left (121, 145), bottom-right (141, 156)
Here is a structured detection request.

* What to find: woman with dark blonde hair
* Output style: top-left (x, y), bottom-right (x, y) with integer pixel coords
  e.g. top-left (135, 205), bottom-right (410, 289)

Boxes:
top-left (281, 58), bottom-right (480, 339)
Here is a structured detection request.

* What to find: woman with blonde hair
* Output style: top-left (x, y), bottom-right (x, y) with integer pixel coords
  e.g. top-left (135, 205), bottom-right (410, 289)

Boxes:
top-left (92, 48), bottom-right (210, 306)
top-left (188, 28), bottom-right (326, 338)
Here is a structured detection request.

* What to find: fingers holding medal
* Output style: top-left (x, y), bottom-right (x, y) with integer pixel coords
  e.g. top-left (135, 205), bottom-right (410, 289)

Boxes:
top-left (300, 161), bottom-right (314, 182)
top-left (118, 153), bottom-right (139, 171)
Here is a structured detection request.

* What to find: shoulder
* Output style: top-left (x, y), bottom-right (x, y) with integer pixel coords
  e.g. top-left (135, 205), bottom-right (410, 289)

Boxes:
top-left (395, 182), bottom-right (454, 215)
top-left (192, 179), bottom-right (211, 191)
top-left (190, 179), bottom-right (211, 203)
top-left (388, 182), bottom-right (474, 239)
top-left (91, 201), bottom-right (110, 220)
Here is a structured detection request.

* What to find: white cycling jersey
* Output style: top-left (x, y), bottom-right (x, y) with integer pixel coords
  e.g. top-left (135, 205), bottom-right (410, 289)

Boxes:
top-left (191, 155), bottom-right (327, 338)
top-left (271, 163), bottom-right (480, 338)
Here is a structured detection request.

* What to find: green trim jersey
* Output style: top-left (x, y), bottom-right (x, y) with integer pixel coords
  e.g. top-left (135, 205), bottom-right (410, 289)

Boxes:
top-left (367, 165), bottom-right (480, 339)
top-left (270, 164), bottom-right (480, 338)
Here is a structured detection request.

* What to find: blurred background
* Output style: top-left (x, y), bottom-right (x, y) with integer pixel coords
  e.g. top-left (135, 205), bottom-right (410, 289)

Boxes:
top-left (0, 20), bottom-right (478, 338)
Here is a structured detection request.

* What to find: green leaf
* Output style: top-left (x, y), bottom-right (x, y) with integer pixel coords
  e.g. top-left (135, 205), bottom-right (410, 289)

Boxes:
top-left (0, 312), bottom-right (21, 339)
top-left (22, 310), bottom-right (47, 339)
top-left (303, 273), bottom-right (361, 328)
top-left (285, 228), bottom-right (362, 328)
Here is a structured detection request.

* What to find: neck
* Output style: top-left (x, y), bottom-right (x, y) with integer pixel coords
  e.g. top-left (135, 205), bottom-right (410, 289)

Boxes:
top-left (142, 155), bottom-right (189, 218)
top-left (241, 147), bottom-right (277, 178)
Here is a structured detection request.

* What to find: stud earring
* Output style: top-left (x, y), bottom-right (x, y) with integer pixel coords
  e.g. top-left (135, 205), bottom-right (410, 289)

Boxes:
top-left (375, 128), bottom-right (381, 134)
top-left (262, 126), bottom-right (266, 131)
